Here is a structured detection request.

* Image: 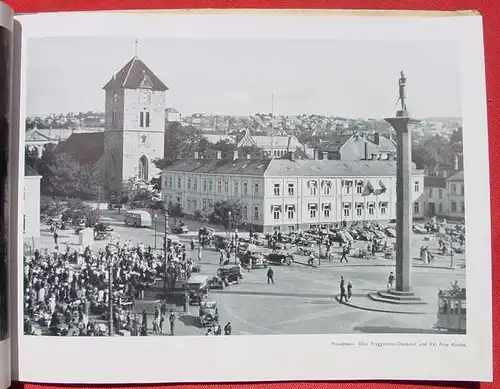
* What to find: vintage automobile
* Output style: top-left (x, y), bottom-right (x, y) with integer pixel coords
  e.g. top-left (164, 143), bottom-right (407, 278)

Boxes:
top-left (171, 224), bottom-right (189, 234)
top-left (209, 265), bottom-right (243, 289)
top-left (94, 223), bottom-right (114, 240)
top-left (213, 234), bottom-right (231, 250)
top-left (266, 252), bottom-right (294, 266)
top-left (199, 300), bottom-right (219, 327)
top-left (237, 249), bottom-right (268, 269)
top-left (186, 275), bottom-right (210, 305)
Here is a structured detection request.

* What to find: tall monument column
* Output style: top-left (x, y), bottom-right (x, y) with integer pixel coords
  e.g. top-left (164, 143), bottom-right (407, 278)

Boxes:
top-left (385, 114), bottom-right (412, 292)
top-left (368, 71), bottom-right (425, 305)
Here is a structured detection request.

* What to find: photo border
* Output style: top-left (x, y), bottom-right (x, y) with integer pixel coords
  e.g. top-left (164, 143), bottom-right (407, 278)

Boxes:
top-left (13, 11), bottom-right (492, 383)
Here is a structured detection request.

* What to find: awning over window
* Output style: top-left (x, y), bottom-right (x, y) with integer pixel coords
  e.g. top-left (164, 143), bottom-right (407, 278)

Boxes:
top-left (355, 202), bottom-right (365, 208)
top-left (343, 202), bottom-right (352, 209)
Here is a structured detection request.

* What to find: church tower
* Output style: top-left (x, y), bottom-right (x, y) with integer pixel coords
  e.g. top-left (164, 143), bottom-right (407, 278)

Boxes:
top-left (102, 53), bottom-right (168, 195)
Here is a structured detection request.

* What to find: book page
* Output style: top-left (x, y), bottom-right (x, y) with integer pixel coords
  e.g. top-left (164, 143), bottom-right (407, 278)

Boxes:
top-left (14, 10), bottom-right (491, 384)
top-left (0, 2), bottom-right (13, 389)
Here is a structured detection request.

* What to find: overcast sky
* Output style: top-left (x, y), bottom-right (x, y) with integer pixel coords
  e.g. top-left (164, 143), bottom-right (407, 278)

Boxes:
top-left (26, 37), bottom-right (461, 119)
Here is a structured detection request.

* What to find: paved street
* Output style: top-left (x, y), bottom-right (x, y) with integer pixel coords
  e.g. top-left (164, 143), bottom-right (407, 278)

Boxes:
top-left (27, 208), bottom-right (466, 336)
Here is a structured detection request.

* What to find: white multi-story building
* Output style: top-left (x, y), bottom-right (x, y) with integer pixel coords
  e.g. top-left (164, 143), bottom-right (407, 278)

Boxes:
top-left (423, 171), bottom-right (464, 220)
top-left (162, 155), bottom-right (425, 233)
top-left (446, 171), bottom-right (465, 219)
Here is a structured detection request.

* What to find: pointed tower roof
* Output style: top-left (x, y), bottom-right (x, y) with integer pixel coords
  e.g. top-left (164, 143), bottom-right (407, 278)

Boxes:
top-left (102, 56), bottom-right (169, 91)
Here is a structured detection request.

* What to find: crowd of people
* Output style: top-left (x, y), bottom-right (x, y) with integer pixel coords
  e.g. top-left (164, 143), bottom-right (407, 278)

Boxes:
top-left (23, 235), bottom-right (202, 337)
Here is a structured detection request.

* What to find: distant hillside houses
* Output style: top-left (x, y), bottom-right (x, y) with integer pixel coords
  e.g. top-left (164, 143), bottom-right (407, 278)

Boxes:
top-left (315, 132), bottom-right (397, 161)
top-left (200, 129), bottom-right (306, 159)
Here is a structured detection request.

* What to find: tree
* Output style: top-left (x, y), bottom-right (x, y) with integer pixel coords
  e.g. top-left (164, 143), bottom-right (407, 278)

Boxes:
top-left (44, 153), bottom-right (103, 200)
top-left (209, 200), bottom-right (244, 230)
top-left (193, 208), bottom-right (209, 226)
top-left (150, 176), bottom-right (162, 191)
top-left (166, 201), bottom-right (184, 223)
top-left (164, 122), bottom-right (204, 160)
top-left (211, 139), bottom-right (237, 159)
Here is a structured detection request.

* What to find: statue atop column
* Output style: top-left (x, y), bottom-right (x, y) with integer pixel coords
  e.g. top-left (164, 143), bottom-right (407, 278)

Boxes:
top-left (396, 70), bottom-right (408, 116)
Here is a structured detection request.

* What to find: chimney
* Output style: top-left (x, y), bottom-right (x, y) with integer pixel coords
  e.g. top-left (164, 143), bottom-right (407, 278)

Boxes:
top-left (194, 151), bottom-right (199, 159)
top-left (246, 154), bottom-right (251, 160)
top-left (233, 150), bottom-right (239, 160)
top-left (442, 170), bottom-right (448, 178)
top-left (322, 152), bottom-right (328, 160)
top-left (454, 155), bottom-right (459, 171)
top-left (216, 151), bottom-right (222, 160)
top-left (373, 132), bottom-right (380, 146)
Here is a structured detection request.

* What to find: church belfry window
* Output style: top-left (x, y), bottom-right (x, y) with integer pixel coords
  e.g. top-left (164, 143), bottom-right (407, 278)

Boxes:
top-left (138, 155), bottom-right (149, 181)
top-left (140, 110), bottom-right (150, 128)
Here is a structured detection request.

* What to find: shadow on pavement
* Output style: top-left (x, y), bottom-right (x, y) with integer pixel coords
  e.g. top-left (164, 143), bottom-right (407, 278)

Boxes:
top-left (353, 325), bottom-right (441, 334)
top-left (178, 314), bottom-right (203, 328)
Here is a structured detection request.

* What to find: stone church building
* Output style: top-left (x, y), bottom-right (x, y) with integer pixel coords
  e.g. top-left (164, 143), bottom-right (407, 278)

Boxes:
top-left (102, 56), bottom-right (168, 195)
top-left (57, 55), bottom-right (169, 197)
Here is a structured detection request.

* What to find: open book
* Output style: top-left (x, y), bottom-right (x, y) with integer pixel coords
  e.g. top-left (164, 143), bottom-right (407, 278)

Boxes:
top-left (0, 3), bottom-right (493, 386)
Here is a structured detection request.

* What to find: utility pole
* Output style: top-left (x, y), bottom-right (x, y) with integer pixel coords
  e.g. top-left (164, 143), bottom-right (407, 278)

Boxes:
top-left (153, 212), bottom-right (157, 249)
top-left (163, 211), bottom-right (169, 291)
top-left (449, 230), bottom-right (454, 268)
top-left (107, 257), bottom-right (113, 336)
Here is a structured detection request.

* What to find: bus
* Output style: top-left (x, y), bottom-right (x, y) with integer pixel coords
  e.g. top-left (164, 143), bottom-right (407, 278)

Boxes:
top-left (124, 210), bottom-right (152, 228)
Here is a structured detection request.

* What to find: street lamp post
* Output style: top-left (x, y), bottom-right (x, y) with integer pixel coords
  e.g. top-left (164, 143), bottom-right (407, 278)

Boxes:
top-left (449, 230), bottom-right (455, 268)
top-left (163, 211), bottom-right (169, 291)
top-left (153, 211), bottom-right (157, 249)
top-left (107, 256), bottom-right (114, 336)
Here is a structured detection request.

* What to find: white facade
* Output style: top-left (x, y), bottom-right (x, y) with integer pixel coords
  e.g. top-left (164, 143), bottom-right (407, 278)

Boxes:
top-left (162, 162), bottom-right (425, 232)
top-left (446, 177), bottom-right (465, 219)
top-left (24, 175), bottom-right (41, 238)
top-left (424, 186), bottom-right (449, 217)
top-left (423, 172), bottom-right (464, 220)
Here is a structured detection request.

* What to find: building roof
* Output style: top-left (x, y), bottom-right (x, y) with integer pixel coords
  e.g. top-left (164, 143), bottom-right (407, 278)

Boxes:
top-left (424, 175), bottom-right (447, 188)
top-left (165, 158), bottom-right (421, 177)
top-left (264, 159), bottom-right (419, 177)
top-left (55, 132), bottom-right (104, 165)
top-left (166, 159), bottom-right (272, 176)
top-left (446, 171), bottom-right (464, 181)
top-left (103, 56), bottom-right (168, 91)
top-left (25, 129), bottom-right (56, 142)
top-left (319, 134), bottom-right (354, 152)
top-left (25, 164), bottom-right (41, 177)
top-left (251, 135), bottom-right (302, 149)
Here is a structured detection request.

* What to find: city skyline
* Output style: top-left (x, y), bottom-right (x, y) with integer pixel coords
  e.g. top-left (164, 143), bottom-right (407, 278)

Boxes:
top-left (26, 37), bottom-right (461, 119)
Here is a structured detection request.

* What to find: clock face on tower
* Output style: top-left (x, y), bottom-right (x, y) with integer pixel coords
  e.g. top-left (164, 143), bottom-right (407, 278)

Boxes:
top-left (139, 90), bottom-right (152, 105)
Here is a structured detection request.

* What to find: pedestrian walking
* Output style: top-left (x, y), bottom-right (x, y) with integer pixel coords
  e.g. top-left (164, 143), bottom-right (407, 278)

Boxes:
top-left (169, 311), bottom-right (176, 336)
top-left (267, 266), bottom-right (274, 284)
top-left (53, 230), bottom-right (59, 245)
top-left (347, 281), bottom-right (353, 300)
top-left (387, 271), bottom-right (395, 290)
top-left (224, 321), bottom-right (232, 335)
top-left (339, 276), bottom-right (347, 303)
top-left (190, 239), bottom-right (195, 251)
top-left (340, 246), bottom-right (349, 263)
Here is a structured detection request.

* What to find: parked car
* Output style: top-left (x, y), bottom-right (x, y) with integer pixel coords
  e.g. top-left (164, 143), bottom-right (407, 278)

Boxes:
top-left (266, 252), bottom-right (294, 266)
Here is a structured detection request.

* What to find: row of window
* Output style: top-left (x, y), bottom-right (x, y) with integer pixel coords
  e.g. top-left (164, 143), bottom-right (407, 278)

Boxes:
top-left (426, 201), bottom-right (465, 214)
top-left (428, 184), bottom-right (464, 199)
top-left (110, 110), bottom-right (151, 128)
top-left (165, 177), bottom-right (422, 197)
top-left (167, 176), bottom-right (261, 196)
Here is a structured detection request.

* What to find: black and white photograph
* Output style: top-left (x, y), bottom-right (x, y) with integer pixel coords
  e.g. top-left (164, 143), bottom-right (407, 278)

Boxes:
top-left (21, 35), bottom-right (469, 338)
